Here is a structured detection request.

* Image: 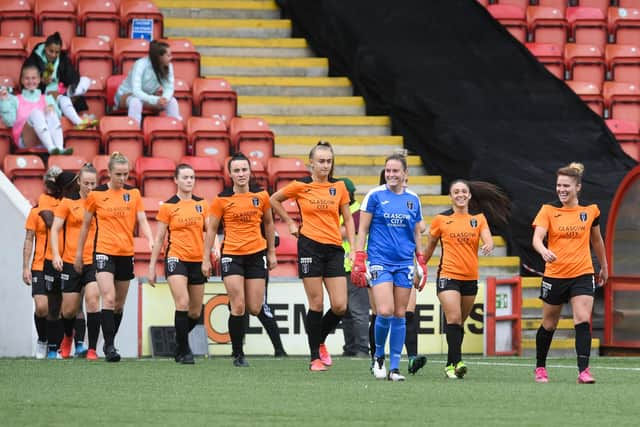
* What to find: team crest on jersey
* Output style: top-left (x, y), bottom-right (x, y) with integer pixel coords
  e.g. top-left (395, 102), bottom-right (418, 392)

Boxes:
top-left (123, 193), bottom-right (130, 202)
top-left (406, 201), bottom-right (414, 210)
top-left (470, 218), bottom-right (478, 228)
top-left (195, 205), bottom-right (202, 213)
top-left (252, 197), bottom-right (260, 207)
top-left (579, 212), bottom-right (588, 222)
top-left (329, 187), bottom-right (336, 196)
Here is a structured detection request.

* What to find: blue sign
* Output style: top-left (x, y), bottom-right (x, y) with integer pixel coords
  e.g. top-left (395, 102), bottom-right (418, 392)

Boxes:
top-left (131, 18), bottom-right (154, 41)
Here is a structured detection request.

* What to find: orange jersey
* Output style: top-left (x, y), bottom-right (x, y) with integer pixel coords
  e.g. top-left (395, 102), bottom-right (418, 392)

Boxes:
top-left (280, 177), bottom-right (349, 246)
top-left (210, 188), bottom-right (270, 255)
top-left (55, 194), bottom-right (96, 264)
top-left (533, 202), bottom-right (600, 278)
top-left (429, 210), bottom-right (489, 280)
top-left (157, 195), bottom-right (209, 262)
top-left (38, 193), bottom-right (63, 261)
top-left (86, 184), bottom-right (144, 256)
top-left (25, 207), bottom-right (48, 271)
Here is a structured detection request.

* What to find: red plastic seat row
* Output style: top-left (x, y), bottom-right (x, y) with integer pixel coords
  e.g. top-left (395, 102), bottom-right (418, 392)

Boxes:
top-left (606, 118), bottom-right (640, 160)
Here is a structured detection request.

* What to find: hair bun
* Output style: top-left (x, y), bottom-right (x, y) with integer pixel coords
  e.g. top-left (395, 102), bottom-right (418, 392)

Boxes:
top-left (568, 162), bottom-right (585, 176)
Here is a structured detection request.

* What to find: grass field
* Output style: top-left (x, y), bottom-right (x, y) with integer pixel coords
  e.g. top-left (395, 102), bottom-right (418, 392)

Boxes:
top-left (2, 356), bottom-right (640, 426)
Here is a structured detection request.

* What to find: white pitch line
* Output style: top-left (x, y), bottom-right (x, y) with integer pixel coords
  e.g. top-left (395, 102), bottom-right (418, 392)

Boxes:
top-left (465, 360), bottom-right (640, 372)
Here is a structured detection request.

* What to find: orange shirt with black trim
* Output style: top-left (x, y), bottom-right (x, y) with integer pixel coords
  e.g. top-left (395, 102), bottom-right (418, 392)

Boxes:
top-left (157, 195), bottom-right (209, 262)
top-left (533, 201), bottom-right (600, 278)
top-left (429, 210), bottom-right (489, 281)
top-left (86, 184), bottom-right (144, 256)
top-left (280, 177), bottom-right (349, 246)
top-left (25, 207), bottom-right (48, 271)
top-left (38, 193), bottom-right (63, 262)
top-left (210, 188), bottom-right (270, 255)
top-left (55, 194), bottom-right (96, 265)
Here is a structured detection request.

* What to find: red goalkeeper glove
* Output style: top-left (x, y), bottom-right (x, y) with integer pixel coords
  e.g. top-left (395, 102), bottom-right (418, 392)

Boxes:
top-left (415, 253), bottom-right (428, 291)
top-left (351, 251), bottom-right (368, 288)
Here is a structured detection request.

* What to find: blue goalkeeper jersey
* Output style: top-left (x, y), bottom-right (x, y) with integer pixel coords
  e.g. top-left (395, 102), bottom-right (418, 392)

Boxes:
top-left (361, 184), bottom-right (422, 265)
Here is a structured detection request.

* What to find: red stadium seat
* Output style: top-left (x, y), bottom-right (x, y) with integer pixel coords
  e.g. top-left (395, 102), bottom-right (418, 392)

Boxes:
top-left (527, 6), bottom-right (569, 50)
top-left (113, 37), bottom-right (149, 75)
top-left (142, 116), bottom-right (187, 164)
top-left (566, 7), bottom-right (607, 49)
top-left (280, 198), bottom-right (300, 223)
top-left (566, 80), bottom-right (605, 116)
top-left (603, 81), bottom-right (640, 121)
top-left (47, 154), bottom-right (87, 172)
top-left (70, 37), bottom-right (113, 82)
top-left (267, 157), bottom-right (309, 192)
top-left (77, 0), bottom-right (120, 41)
top-left (525, 42), bottom-right (564, 79)
top-left (565, 44), bottom-right (605, 89)
top-left (84, 76), bottom-right (107, 118)
top-left (99, 116), bottom-right (144, 166)
top-left (93, 154), bottom-right (137, 186)
top-left (120, 0), bottom-right (163, 41)
top-left (495, 0), bottom-right (529, 10)
top-left (133, 236), bottom-right (163, 278)
top-left (179, 155), bottom-right (224, 201)
top-left (24, 36), bottom-right (46, 54)
top-left (106, 74), bottom-right (125, 111)
top-left (61, 118), bottom-right (101, 161)
top-left (579, 0), bottom-right (610, 17)
top-left (229, 117), bottom-right (274, 165)
top-left (0, 0), bottom-right (35, 39)
top-left (223, 155), bottom-right (268, 189)
top-left (487, 4), bottom-right (527, 44)
top-left (274, 221), bottom-right (298, 266)
top-left (619, 1), bottom-right (640, 10)
top-left (192, 78), bottom-right (237, 126)
top-left (537, 1), bottom-right (567, 13)
top-left (606, 118), bottom-right (640, 158)
top-left (0, 36), bottom-right (26, 83)
top-left (141, 195), bottom-right (164, 236)
top-left (158, 38), bottom-right (200, 85)
top-left (35, 0), bottom-right (77, 45)
top-left (0, 121), bottom-right (13, 168)
top-left (187, 117), bottom-right (231, 161)
top-left (173, 78), bottom-right (193, 121)
top-left (606, 44), bottom-right (640, 85)
top-left (135, 156), bottom-right (176, 198)
top-left (3, 154), bottom-right (45, 204)
top-left (609, 7), bottom-right (640, 45)
top-left (476, 0), bottom-right (488, 7)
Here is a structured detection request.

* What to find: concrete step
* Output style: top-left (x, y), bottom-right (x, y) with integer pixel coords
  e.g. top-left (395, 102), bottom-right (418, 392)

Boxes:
top-left (522, 318), bottom-right (575, 331)
top-left (274, 135), bottom-right (402, 157)
top-left (238, 96), bottom-right (366, 116)
top-left (302, 155), bottom-right (425, 177)
top-left (350, 175), bottom-right (440, 195)
top-left (192, 37), bottom-right (313, 58)
top-left (202, 56), bottom-right (328, 77)
top-left (159, 0), bottom-right (281, 19)
top-left (256, 115), bottom-right (390, 136)
top-left (521, 338), bottom-right (599, 358)
top-left (522, 297), bottom-right (574, 318)
top-left (164, 18), bottom-right (292, 38)
top-left (421, 195), bottom-right (454, 216)
top-left (225, 76), bottom-right (351, 96)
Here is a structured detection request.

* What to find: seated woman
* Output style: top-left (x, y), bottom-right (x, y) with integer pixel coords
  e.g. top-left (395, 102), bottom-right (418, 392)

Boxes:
top-left (114, 40), bottom-right (181, 124)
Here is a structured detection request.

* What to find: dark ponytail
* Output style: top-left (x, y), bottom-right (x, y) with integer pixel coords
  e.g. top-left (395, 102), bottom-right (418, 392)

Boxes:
top-left (149, 40), bottom-right (170, 83)
top-left (44, 32), bottom-right (63, 48)
top-left (450, 179), bottom-right (511, 227)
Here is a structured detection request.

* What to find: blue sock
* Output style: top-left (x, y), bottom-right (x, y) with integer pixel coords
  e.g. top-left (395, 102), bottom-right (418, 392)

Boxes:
top-left (389, 316), bottom-right (406, 371)
top-left (374, 315), bottom-right (392, 359)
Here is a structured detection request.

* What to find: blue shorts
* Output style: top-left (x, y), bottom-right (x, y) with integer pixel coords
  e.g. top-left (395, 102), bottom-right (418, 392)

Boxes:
top-left (368, 262), bottom-right (414, 288)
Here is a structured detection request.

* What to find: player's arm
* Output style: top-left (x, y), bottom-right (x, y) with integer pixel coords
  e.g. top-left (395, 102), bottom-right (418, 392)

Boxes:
top-left (50, 216), bottom-right (65, 271)
top-left (270, 190), bottom-right (298, 237)
top-left (148, 221), bottom-right (168, 287)
top-left (137, 211), bottom-right (154, 251)
top-left (340, 202), bottom-right (356, 263)
top-left (479, 226), bottom-right (494, 256)
top-left (74, 211), bottom-right (93, 273)
top-left (532, 225), bottom-right (556, 263)
top-left (203, 214), bottom-right (221, 276)
top-left (263, 208), bottom-right (277, 270)
top-left (354, 211), bottom-right (371, 252)
top-left (590, 224), bottom-right (608, 286)
top-left (22, 230), bottom-right (35, 286)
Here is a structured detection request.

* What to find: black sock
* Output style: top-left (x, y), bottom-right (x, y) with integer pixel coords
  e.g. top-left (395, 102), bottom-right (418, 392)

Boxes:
top-left (175, 310), bottom-right (190, 355)
top-left (369, 314), bottom-right (377, 358)
top-left (445, 323), bottom-right (463, 365)
top-left (62, 316), bottom-right (75, 338)
top-left (101, 309), bottom-right (115, 348)
top-left (306, 309), bottom-right (322, 361)
top-left (536, 326), bottom-right (555, 368)
top-left (34, 314), bottom-right (47, 342)
top-left (228, 314), bottom-right (245, 357)
top-left (74, 317), bottom-right (86, 343)
top-left (320, 309), bottom-right (343, 343)
top-left (87, 312), bottom-right (101, 350)
top-left (405, 311), bottom-right (418, 358)
top-left (575, 322), bottom-right (591, 372)
top-left (47, 319), bottom-right (62, 352)
top-left (188, 305), bottom-right (203, 332)
top-left (114, 312), bottom-right (123, 335)
top-left (258, 305), bottom-right (285, 353)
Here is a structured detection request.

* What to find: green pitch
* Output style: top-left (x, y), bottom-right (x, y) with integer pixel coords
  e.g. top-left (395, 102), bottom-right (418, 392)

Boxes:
top-left (1, 356), bottom-right (640, 426)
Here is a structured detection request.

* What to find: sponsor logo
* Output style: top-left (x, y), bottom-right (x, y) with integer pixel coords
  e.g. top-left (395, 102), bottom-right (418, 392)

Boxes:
top-left (381, 200), bottom-right (390, 205)
top-left (541, 281), bottom-right (553, 299)
top-left (446, 220), bottom-right (454, 224)
top-left (554, 213), bottom-right (562, 218)
top-left (95, 254), bottom-right (108, 270)
top-left (300, 257), bottom-right (312, 275)
top-left (221, 257), bottom-right (232, 273)
top-left (438, 278), bottom-right (449, 289)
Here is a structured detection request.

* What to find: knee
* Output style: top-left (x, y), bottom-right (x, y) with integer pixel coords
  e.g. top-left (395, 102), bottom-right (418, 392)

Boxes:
top-left (332, 304), bottom-right (347, 316)
top-left (376, 306), bottom-right (393, 318)
top-left (230, 300), bottom-right (245, 316)
top-left (34, 305), bottom-right (48, 317)
top-left (85, 297), bottom-right (100, 313)
top-left (102, 296), bottom-right (115, 309)
top-left (174, 297), bottom-right (189, 312)
top-left (446, 314), bottom-right (462, 325)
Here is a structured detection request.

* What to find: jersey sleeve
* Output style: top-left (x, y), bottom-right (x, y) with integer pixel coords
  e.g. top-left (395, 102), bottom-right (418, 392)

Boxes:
top-left (134, 189), bottom-right (144, 212)
top-left (478, 213), bottom-right (489, 231)
top-left (54, 199), bottom-right (70, 220)
top-left (338, 181), bottom-right (350, 206)
top-left (361, 190), bottom-right (377, 214)
top-left (532, 205), bottom-right (549, 230)
top-left (429, 215), bottom-right (442, 239)
top-left (260, 191), bottom-right (271, 212)
top-left (280, 180), bottom-right (301, 200)
top-left (25, 208), bottom-right (38, 231)
top-left (591, 205), bottom-right (601, 227)
top-left (85, 192), bottom-right (97, 214)
top-left (210, 197), bottom-right (223, 219)
top-left (156, 203), bottom-right (171, 224)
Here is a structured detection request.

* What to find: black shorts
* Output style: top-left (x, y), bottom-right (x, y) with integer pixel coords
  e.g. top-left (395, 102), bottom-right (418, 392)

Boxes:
top-left (540, 274), bottom-right (595, 305)
top-left (436, 277), bottom-right (479, 296)
top-left (31, 270), bottom-right (46, 296)
top-left (297, 234), bottom-right (345, 279)
top-left (43, 260), bottom-right (61, 294)
top-left (220, 251), bottom-right (267, 280)
top-left (165, 257), bottom-right (206, 285)
top-left (95, 253), bottom-right (135, 281)
top-left (60, 262), bottom-right (96, 293)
